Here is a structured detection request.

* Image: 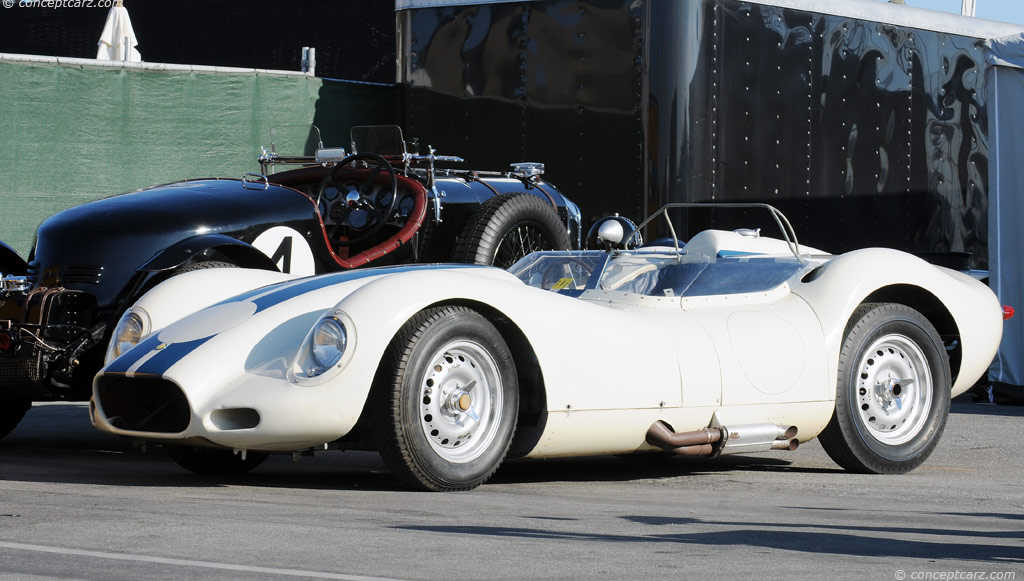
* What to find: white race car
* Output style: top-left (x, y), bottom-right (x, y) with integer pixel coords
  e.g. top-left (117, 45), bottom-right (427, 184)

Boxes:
top-left (91, 204), bottom-right (1008, 491)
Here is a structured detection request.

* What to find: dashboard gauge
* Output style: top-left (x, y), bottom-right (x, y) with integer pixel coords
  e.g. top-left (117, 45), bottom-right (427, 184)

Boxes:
top-left (398, 196), bottom-right (415, 217)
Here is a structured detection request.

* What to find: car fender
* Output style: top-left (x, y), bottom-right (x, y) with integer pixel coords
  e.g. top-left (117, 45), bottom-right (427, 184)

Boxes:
top-left (125, 267), bottom-right (299, 345)
top-left (0, 240), bottom-right (27, 276)
top-left (332, 268), bottom-right (684, 415)
top-left (138, 234), bottom-right (280, 273)
top-left (791, 248), bottom-right (1002, 396)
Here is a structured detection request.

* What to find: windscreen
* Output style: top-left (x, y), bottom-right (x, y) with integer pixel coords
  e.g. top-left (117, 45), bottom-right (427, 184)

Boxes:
top-left (351, 125), bottom-right (406, 156)
top-left (268, 125), bottom-right (323, 156)
top-left (508, 252), bottom-right (605, 292)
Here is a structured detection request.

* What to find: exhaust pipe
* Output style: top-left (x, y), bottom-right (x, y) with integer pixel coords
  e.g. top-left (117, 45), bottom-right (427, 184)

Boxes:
top-left (771, 438), bottom-right (800, 451)
top-left (719, 423), bottom-right (798, 455)
top-left (646, 420), bottom-right (798, 457)
top-left (645, 421), bottom-right (722, 456)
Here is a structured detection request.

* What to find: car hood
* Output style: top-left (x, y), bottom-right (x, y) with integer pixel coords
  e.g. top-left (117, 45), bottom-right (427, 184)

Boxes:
top-left (31, 179), bottom-right (316, 306)
top-left (38, 179), bottom-right (315, 244)
top-left (103, 264), bottom-right (519, 383)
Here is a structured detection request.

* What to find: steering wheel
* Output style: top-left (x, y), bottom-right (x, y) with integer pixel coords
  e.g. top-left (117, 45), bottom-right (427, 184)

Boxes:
top-left (315, 152), bottom-right (399, 247)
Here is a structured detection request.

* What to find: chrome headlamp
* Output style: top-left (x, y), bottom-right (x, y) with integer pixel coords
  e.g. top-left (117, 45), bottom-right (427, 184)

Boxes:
top-left (311, 316), bottom-right (347, 370)
top-left (298, 310), bottom-right (356, 380)
top-left (106, 309), bottom-right (150, 363)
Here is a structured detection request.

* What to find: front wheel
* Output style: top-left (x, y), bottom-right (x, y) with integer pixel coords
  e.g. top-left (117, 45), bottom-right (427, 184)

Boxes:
top-left (166, 445), bottom-right (268, 475)
top-left (372, 306), bottom-right (519, 491)
top-left (819, 303), bottom-right (951, 474)
top-left (0, 397), bottom-right (31, 440)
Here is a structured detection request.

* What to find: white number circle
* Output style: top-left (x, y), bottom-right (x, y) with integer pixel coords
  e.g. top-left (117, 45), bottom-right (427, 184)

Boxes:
top-left (252, 226), bottom-right (315, 276)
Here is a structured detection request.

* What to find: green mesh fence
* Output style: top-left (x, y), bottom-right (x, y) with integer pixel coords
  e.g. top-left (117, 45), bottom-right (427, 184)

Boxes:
top-left (0, 58), bottom-right (396, 256)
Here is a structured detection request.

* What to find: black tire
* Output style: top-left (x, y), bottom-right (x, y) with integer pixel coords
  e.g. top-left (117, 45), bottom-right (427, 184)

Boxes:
top-left (819, 303), bottom-right (951, 474)
top-left (372, 306), bottom-right (519, 491)
top-left (166, 445), bottom-right (268, 475)
top-left (173, 260), bottom-right (238, 275)
top-left (0, 397), bottom-right (31, 440)
top-left (454, 193), bottom-right (570, 269)
top-left (130, 260), bottom-right (237, 317)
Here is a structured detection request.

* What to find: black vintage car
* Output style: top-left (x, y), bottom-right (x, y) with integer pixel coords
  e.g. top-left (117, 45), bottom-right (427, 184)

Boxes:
top-left (0, 125), bottom-right (581, 438)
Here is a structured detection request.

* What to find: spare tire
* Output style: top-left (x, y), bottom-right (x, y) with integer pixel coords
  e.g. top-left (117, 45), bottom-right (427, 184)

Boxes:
top-left (454, 193), bottom-right (570, 268)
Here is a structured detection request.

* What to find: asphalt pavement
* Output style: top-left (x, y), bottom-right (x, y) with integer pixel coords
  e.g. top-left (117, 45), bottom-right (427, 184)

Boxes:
top-left (0, 400), bottom-right (1021, 580)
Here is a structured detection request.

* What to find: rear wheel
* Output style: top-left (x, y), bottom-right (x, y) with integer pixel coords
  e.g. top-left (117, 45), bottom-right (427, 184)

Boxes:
top-left (166, 445), bottom-right (268, 476)
top-left (819, 303), bottom-right (951, 474)
top-left (372, 306), bottom-right (518, 491)
top-left (454, 193), bottom-right (569, 269)
top-left (0, 397), bottom-right (31, 440)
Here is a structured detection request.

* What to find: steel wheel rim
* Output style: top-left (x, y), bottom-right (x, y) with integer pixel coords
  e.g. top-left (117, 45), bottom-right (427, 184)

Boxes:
top-left (854, 333), bottom-right (932, 445)
top-left (493, 222), bottom-right (551, 269)
top-left (418, 340), bottom-right (503, 463)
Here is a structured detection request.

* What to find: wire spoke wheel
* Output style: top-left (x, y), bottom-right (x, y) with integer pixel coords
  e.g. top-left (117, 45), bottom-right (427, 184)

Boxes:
top-left (454, 193), bottom-right (570, 268)
top-left (492, 222), bottom-right (553, 269)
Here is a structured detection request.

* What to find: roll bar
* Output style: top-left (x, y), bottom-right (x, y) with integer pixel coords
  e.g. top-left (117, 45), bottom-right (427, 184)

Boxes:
top-left (627, 203), bottom-right (805, 264)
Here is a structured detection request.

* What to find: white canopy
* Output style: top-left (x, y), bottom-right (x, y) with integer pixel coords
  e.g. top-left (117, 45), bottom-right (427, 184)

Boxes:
top-left (96, 5), bottom-right (142, 62)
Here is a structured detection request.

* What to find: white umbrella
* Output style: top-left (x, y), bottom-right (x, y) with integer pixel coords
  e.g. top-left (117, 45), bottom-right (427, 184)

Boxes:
top-left (96, 1), bottom-right (142, 62)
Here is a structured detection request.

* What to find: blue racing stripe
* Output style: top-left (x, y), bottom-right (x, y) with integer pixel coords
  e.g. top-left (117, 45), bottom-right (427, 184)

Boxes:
top-left (132, 337), bottom-right (212, 377)
top-left (104, 333), bottom-right (167, 374)
top-left (106, 264), bottom-right (484, 377)
top-left (248, 264), bottom-right (481, 314)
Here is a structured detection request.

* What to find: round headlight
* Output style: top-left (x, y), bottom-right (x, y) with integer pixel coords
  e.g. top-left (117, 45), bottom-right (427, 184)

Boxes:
top-left (311, 317), bottom-right (347, 369)
top-left (107, 311), bottom-right (147, 362)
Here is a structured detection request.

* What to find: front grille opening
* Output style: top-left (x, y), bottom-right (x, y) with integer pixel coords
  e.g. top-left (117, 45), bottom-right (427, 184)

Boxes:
top-left (96, 375), bottom-right (191, 433)
top-left (209, 408), bottom-right (260, 431)
top-left (0, 352), bottom-right (43, 386)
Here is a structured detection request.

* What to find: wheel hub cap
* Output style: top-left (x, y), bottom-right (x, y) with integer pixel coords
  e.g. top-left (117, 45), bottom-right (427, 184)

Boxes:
top-left (418, 340), bottom-right (503, 463)
top-left (855, 334), bottom-right (932, 445)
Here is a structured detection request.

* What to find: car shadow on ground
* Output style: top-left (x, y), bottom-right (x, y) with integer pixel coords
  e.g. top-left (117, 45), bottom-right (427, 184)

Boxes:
top-left (1, 417), bottom-right (834, 491)
top-left (490, 453), bottom-right (839, 487)
top-left (949, 399), bottom-right (1024, 417)
top-left (2, 401), bottom-right (1012, 492)
top-left (393, 514), bottom-right (1024, 564)
top-left (0, 435), bottom-right (837, 493)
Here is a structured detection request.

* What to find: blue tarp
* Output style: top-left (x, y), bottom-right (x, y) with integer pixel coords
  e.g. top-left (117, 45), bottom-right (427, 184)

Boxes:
top-left (985, 33), bottom-right (1024, 67)
top-left (985, 33), bottom-right (1024, 401)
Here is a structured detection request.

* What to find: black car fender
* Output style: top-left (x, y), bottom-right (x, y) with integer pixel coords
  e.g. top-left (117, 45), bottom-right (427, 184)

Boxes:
top-left (0, 241), bottom-right (27, 276)
top-left (137, 234), bottom-right (280, 273)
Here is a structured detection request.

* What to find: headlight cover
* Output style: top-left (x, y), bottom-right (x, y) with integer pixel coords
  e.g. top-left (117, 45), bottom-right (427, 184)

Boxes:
top-left (105, 309), bottom-right (150, 364)
top-left (311, 316), bottom-right (347, 370)
top-left (296, 310), bottom-right (356, 382)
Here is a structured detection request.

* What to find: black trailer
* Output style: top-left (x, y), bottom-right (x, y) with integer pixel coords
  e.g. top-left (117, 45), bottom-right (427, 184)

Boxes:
top-left (394, 0), bottom-right (1023, 271)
